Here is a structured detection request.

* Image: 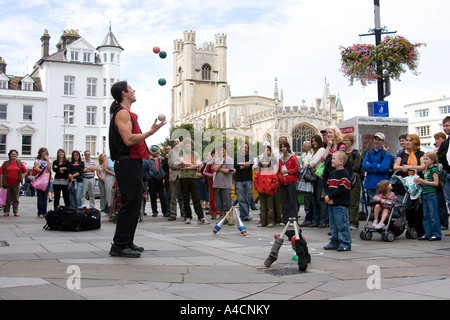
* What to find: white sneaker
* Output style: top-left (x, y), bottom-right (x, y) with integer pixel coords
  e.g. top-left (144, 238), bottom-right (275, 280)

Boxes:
top-left (375, 223), bottom-right (385, 229)
top-left (185, 218), bottom-right (191, 224)
top-left (372, 220), bottom-right (378, 228)
top-left (199, 218), bottom-right (210, 225)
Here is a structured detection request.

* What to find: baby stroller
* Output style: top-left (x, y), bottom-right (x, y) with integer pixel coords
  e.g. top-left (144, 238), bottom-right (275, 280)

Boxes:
top-left (110, 181), bottom-right (146, 223)
top-left (359, 170), bottom-right (421, 242)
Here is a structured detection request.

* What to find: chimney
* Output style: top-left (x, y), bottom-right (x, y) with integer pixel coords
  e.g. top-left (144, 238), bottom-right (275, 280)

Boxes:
top-left (0, 57), bottom-right (6, 74)
top-left (60, 29), bottom-right (80, 49)
top-left (40, 29), bottom-right (51, 59)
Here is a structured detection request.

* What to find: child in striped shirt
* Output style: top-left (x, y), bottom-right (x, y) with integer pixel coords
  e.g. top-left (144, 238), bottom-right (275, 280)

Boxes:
top-left (415, 151), bottom-right (442, 241)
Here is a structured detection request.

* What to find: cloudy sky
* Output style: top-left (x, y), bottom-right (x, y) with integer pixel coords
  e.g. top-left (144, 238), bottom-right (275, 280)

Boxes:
top-left (1, 0), bottom-right (449, 144)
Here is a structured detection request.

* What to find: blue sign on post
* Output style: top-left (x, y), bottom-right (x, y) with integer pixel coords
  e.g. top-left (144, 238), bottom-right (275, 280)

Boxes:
top-left (373, 101), bottom-right (389, 117)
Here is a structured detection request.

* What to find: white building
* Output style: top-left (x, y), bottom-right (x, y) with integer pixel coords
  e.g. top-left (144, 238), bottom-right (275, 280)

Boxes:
top-left (171, 30), bottom-right (344, 154)
top-left (0, 28), bottom-right (123, 168)
top-left (404, 96), bottom-right (450, 146)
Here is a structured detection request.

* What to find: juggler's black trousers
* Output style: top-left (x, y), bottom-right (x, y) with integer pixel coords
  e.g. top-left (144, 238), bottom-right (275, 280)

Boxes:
top-left (113, 158), bottom-right (143, 248)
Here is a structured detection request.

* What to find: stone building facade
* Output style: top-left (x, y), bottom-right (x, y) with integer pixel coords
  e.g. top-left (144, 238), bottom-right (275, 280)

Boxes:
top-left (171, 30), bottom-right (343, 154)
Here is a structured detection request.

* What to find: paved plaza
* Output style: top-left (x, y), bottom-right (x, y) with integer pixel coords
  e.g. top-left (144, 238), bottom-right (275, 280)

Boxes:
top-left (0, 196), bottom-right (449, 302)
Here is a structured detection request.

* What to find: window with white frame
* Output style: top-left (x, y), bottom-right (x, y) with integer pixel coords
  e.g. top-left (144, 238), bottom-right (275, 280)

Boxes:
top-left (86, 106), bottom-right (97, 125)
top-left (22, 135), bottom-right (31, 155)
top-left (102, 106), bottom-right (107, 126)
top-left (416, 126), bottom-right (430, 137)
top-left (440, 106), bottom-right (450, 114)
top-left (103, 78), bottom-right (107, 97)
top-left (85, 136), bottom-right (96, 153)
top-left (70, 51), bottom-right (79, 61)
top-left (64, 105), bottom-right (75, 124)
top-left (65, 135), bottom-right (74, 155)
top-left (86, 78), bottom-right (97, 97)
top-left (23, 105), bottom-right (32, 121)
top-left (83, 52), bottom-right (91, 63)
top-left (0, 134), bottom-right (6, 154)
top-left (103, 53), bottom-right (107, 63)
top-left (0, 79), bottom-right (8, 89)
top-left (0, 104), bottom-right (6, 120)
top-left (415, 109), bottom-right (429, 118)
top-left (21, 80), bottom-right (33, 91)
top-left (102, 136), bottom-right (106, 154)
top-left (64, 76), bottom-right (75, 95)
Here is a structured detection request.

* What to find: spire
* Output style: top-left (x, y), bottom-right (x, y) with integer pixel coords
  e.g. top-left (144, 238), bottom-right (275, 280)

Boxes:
top-left (336, 93), bottom-right (344, 111)
top-left (97, 25), bottom-right (123, 50)
top-left (274, 77), bottom-right (279, 101)
top-left (320, 81), bottom-right (330, 110)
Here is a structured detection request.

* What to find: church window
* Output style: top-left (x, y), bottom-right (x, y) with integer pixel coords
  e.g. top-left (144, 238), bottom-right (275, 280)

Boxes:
top-left (202, 64), bottom-right (211, 81)
top-left (292, 125), bottom-right (315, 155)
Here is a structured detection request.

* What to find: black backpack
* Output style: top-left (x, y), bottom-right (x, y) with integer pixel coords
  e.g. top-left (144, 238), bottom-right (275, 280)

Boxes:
top-left (44, 206), bottom-right (101, 231)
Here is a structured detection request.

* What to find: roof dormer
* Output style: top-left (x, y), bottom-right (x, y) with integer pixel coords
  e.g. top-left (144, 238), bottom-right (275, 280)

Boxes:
top-left (20, 75), bottom-right (34, 91)
top-left (67, 37), bottom-right (96, 64)
top-left (0, 73), bottom-right (9, 89)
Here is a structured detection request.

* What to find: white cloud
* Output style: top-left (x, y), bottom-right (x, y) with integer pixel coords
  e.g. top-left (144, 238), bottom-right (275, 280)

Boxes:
top-left (1, 0), bottom-right (449, 144)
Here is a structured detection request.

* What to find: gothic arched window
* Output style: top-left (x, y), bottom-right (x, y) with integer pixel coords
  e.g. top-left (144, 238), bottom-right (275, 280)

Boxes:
top-left (292, 125), bottom-right (315, 155)
top-left (202, 64), bottom-right (211, 81)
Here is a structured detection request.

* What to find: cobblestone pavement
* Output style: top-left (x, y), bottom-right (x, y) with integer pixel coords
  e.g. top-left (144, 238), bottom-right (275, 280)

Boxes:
top-left (0, 196), bottom-right (449, 302)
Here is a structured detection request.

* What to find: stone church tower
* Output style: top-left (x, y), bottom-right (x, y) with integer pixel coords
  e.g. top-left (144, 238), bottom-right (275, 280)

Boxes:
top-left (171, 30), bottom-right (343, 154)
top-left (172, 30), bottom-right (230, 125)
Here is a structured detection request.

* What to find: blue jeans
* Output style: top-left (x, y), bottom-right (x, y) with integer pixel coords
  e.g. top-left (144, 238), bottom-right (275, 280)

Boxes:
top-left (235, 180), bottom-right (253, 220)
top-left (422, 193), bottom-right (442, 238)
top-left (69, 182), bottom-right (83, 208)
top-left (444, 174), bottom-right (450, 211)
top-left (36, 188), bottom-right (49, 216)
top-left (327, 205), bottom-right (352, 249)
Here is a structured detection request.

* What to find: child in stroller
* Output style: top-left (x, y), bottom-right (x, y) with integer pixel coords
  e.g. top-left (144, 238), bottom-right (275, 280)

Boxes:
top-left (360, 171), bottom-right (421, 242)
top-left (372, 180), bottom-right (398, 230)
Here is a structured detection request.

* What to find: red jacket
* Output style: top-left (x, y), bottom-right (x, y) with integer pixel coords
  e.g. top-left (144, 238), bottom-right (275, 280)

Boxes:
top-left (254, 170), bottom-right (279, 195)
top-left (277, 154), bottom-right (299, 185)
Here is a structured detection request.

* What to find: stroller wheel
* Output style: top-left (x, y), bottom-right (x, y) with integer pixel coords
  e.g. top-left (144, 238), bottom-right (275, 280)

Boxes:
top-left (360, 230), bottom-right (372, 241)
top-left (382, 231), bottom-right (395, 242)
top-left (405, 228), bottom-right (418, 239)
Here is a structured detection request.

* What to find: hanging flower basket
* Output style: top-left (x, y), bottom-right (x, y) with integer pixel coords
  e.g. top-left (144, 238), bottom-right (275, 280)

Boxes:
top-left (340, 35), bottom-right (425, 86)
top-left (339, 43), bottom-right (377, 86)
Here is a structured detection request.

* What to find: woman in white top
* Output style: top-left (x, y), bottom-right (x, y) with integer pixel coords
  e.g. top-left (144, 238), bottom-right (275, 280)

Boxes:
top-left (308, 135), bottom-right (327, 227)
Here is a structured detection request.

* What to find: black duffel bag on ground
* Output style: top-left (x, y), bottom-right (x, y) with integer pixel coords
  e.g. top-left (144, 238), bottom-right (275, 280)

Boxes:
top-left (44, 206), bottom-right (101, 231)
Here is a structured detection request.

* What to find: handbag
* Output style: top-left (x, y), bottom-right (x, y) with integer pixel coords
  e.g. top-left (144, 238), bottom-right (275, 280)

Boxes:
top-left (0, 188), bottom-right (7, 206)
top-left (304, 167), bottom-right (316, 182)
top-left (296, 178), bottom-right (313, 194)
top-left (315, 162), bottom-right (325, 177)
top-left (32, 169), bottom-right (51, 192)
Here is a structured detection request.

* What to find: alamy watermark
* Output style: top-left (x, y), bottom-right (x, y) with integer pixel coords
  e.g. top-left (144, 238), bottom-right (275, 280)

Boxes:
top-left (66, 265), bottom-right (81, 290)
top-left (366, 265), bottom-right (381, 290)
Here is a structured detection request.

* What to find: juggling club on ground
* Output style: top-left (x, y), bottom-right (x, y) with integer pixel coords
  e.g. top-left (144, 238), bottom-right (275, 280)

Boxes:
top-left (235, 213), bottom-right (247, 236)
top-left (264, 220), bottom-right (292, 268)
top-left (264, 237), bottom-right (284, 268)
top-left (213, 210), bottom-right (229, 234)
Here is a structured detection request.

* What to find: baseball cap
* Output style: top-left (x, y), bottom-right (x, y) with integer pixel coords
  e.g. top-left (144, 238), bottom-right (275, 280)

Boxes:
top-left (374, 132), bottom-right (385, 140)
